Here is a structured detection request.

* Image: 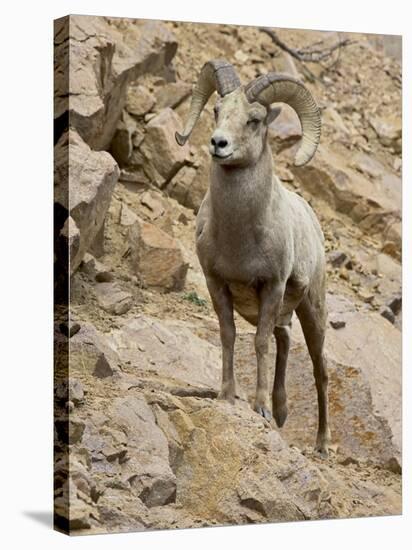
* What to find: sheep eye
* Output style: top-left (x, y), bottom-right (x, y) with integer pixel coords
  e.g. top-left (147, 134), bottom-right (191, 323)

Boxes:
top-left (247, 118), bottom-right (260, 126)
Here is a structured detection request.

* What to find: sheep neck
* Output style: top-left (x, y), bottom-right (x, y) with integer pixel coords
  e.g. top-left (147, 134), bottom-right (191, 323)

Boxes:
top-left (209, 143), bottom-right (279, 232)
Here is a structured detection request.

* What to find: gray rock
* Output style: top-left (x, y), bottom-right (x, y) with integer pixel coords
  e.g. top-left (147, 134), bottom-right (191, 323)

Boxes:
top-left (111, 395), bottom-right (176, 507)
top-left (54, 130), bottom-right (119, 274)
top-left (328, 250), bottom-right (348, 267)
top-left (59, 320), bottom-right (81, 338)
top-left (95, 283), bottom-right (133, 315)
top-left (139, 108), bottom-right (189, 187)
top-left (166, 146), bottom-right (209, 213)
top-left (369, 115), bottom-right (402, 150)
top-left (55, 378), bottom-right (85, 405)
top-left (380, 306), bottom-right (395, 324)
top-left (236, 292), bottom-right (401, 469)
top-left (155, 82), bottom-right (191, 110)
top-left (54, 16), bottom-right (177, 150)
top-left (387, 294), bottom-right (402, 316)
top-left (330, 319), bottom-right (346, 329)
top-left (109, 111), bottom-right (138, 166)
top-left (291, 144), bottom-right (401, 253)
top-left (128, 217), bottom-right (188, 291)
top-left (110, 315), bottom-right (221, 390)
top-left (119, 203), bottom-right (139, 227)
top-left (94, 353), bottom-right (116, 378)
top-left (70, 322), bottom-right (122, 379)
top-left (126, 85), bottom-right (155, 117)
top-left (81, 253), bottom-right (113, 283)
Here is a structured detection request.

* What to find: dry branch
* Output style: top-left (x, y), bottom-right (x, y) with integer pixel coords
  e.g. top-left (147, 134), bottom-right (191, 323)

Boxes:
top-left (259, 27), bottom-right (355, 63)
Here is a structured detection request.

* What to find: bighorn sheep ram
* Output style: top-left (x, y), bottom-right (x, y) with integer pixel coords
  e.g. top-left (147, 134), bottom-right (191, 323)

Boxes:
top-left (176, 60), bottom-right (332, 456)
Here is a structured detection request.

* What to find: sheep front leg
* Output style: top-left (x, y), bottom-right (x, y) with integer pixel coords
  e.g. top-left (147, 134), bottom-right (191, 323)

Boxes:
top-left (206, 275), bottom-right (237, 403)
top-left (254, 281), bottom-right (285, 421)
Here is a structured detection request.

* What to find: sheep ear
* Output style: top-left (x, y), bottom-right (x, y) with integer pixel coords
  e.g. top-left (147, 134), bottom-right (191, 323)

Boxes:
top-left (266, 106), bottom-right (282, 125)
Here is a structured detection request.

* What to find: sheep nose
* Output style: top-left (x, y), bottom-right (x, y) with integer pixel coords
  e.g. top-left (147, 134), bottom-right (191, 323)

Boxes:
top-left (211, 136), bottom-right (229, 150)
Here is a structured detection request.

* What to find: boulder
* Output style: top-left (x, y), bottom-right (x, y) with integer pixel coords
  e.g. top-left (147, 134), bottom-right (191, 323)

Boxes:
top-left (139, 191), bottom-right (166, 221)
top-left (235, 293), bottom-right (401, 469)
top-left (128, 218), bottom-right (188, 291)
top-left (110, 315), bottom-right (221, 390)
top-left (54, 15), bottom-right (177, 149)
top-left (80, 253), bottom-right (113, 282)
top-left (55, 378), bottom-right (85, 405)
top-left (167, 146), bottom-right (210, 212)
top-left (95, 282), bottom-right (133, 315)
top-left (139, 108), bottom-right (189, 187)
top-left (54, 458), bottom-right (98, 531)
top-left (162, 397), bottom-right (331, 523)
top-left (109, 111), bottom-right (139, 166)
top-left (54, 130), bottom-right (119, 274)
top-left (368, 115), bottom-right (402, 151)
top-left (126, 85), bottom-right (156, 117)
top-left (291, 144), bottom-right (401, 252)
top-left (74, 394), bottom-right (176, 508)
top-left (59, 319), bottom-right (81, 339)
top-left (154, 81), bottom-right (191, 110)
top-left (112, 396), bottom-right (176, 507)
top-left (349, 151), bottom-right (386, 179)
top-left (70, 322), bottom-right (122, 379)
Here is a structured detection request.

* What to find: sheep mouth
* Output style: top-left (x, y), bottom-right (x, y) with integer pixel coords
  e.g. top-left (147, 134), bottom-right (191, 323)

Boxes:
top-left (211, 152), bottom-right (234, 160)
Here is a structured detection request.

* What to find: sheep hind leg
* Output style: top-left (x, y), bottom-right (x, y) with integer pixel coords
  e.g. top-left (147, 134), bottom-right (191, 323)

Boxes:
top-left (296, 294), bottom-right (332, 457)
top-left (272, 323), bottom-right (291, 428)
top-left (254, 281), bottom-right (285, 421)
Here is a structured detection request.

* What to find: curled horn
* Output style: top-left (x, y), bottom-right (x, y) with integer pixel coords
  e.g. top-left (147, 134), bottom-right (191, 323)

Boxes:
top-left (175, 59), bottom-right (241, 146)
top-left (245, 74), bottom-right (321, 166)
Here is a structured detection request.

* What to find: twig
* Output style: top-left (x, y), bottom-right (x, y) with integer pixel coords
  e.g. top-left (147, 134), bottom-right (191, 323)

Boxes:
top-left (259, 27), bottom-right (356, 64)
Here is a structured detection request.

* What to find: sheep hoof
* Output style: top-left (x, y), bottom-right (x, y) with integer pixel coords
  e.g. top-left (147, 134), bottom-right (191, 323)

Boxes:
top-left (314, 441), bottom-right (337, 459)
top-left (254, 405), bottom-right (272, 422)
top-left (273, 403), bottom-right (288, 428)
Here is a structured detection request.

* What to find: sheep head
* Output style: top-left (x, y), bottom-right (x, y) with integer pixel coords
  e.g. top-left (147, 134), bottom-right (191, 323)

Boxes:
top-left (176, 59), bottom-right (321, 167)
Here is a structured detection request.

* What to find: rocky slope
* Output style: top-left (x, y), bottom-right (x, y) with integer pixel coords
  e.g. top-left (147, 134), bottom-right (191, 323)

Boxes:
top-left (54, 16), bottom-right (402, 534)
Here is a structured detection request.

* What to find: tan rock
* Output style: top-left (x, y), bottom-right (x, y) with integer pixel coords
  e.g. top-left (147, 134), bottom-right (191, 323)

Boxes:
top-left (54, 130), bottom-right (119, 274)
top-left (140, 108), bottom-right (190, 186)
top-left (109, 111), bottom-right (138, 166)
top-left (167, 147), bottom-right (210, 212)
top-left (369, 115), bottom-right (402, 150)
top-left (140, 191), bottom-right (165, 220)
top-left (70, 322), bottom-right (122, 379)
top-left (95, 282), bottom-right (133, 315)
top-left (126, 85), bottom-right (155, 116)
top-left (128, 218), bottom-right (188, 291)
top-left (322, 107), bottom-right (350, 135)
top-left (349, 151), bottom-right (385, 179)
top-left (119, 203), bottom-right (138, 227)
top-left (154, 81), bottom-right (191, 110)
top-left (291, 144), bottom-right (401, 250)
top-left (54, 16), bottom-right (177, 150)
top-left (110, 315), bottom-right (221, 390)
top-left (235, 292), bottom-right (401, 469)
top-left (110, 395), bottom-right (176, 507)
